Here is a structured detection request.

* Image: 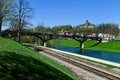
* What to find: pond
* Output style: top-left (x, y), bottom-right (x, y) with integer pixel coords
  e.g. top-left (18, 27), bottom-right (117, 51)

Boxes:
top-left (54, 46), bottom-right (120, 64)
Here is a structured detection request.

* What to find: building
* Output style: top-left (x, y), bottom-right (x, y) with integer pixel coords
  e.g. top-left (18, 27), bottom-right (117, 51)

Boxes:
top-left (80, 20), bottom-right (95, 28)
top-left (58, 20), bottom-right (116, 41)
top-left (58, 29), bottom-right (73, 36)
top-left (98, 33), bottom-right (115, 41)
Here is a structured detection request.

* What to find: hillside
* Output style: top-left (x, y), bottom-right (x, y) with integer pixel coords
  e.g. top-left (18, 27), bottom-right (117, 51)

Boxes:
top-left (0, 38), bottom-right (78, 80)
top-left (49, 39), bottom-right (120, 53)
top-left (49, 39), bottom-right (98, 48)
top-left (87, 41), bottom-right (120, 53)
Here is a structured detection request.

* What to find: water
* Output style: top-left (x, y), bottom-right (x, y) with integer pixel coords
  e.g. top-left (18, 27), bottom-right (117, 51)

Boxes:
top-left (54, 46), bottom-right (120, 64)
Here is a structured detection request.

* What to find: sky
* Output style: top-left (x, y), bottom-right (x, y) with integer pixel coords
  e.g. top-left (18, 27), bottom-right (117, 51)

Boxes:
top-left (29, 0), bottom-right (120, 27)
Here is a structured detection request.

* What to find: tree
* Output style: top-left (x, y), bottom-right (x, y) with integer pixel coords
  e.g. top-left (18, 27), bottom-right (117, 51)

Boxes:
top-left (34, 24), bottom-right (52, 46)
top-left (97, 23), bottom-right (119, 36)
top-left (60, 25), bottom-right (72, 31)
top-left (34, 23), bottom-right (47, 32)
top-left (52, 25), bottom-right (60, 33)
top-left (73, 25), bottom-right (96, 35)
top-left (13, 0), bottom-right (33, 42)
top-left (52, 25), bottom-right (73, 35)
top-left (0, 0), bottom-right (14, 32)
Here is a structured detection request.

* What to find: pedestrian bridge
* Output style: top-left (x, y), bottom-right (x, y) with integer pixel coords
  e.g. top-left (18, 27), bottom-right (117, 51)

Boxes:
top-left (1, 30), bottom-right (102, 48)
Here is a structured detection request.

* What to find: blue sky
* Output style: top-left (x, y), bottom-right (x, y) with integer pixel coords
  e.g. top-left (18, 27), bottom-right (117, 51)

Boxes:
top-left (29, 0), bottom-right (120, 27)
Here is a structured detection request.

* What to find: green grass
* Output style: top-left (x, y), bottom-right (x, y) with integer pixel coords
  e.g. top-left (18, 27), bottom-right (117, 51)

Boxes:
top-left (49, 39), bottom-right (80, 48)
top-left (50, 39), bottom-right (98, 48)
top-left (49, 39), bottom-right (120, 54)
top-left (0, 37), bottom-right (79, 80)
top-left (86, 41), bottom-right (120, 53)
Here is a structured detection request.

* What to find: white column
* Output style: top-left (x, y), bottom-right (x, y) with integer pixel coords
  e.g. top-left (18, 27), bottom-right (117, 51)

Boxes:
top-left (43, 42), bottom-right (47, 47)
top-left (81, 43), bottom-right (84, 49)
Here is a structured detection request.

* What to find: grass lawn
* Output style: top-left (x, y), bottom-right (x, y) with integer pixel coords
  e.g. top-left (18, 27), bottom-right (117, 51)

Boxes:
top-left (87, 41), bottom-right (120, 53)
top-left (0, 37), bottom-right (79, 80)
top-left (49, 39), bottom-right (120, 54)
top-left (49, 39), bottom-right (99, 48)
top-left (49, 39), bottom-right (80, 48)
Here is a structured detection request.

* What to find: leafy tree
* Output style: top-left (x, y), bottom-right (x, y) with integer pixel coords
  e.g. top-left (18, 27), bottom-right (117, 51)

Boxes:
top-left (33, 24), bottom-right (52, 46)
top-left (97, 23), bottom-right (119, 36)
top-left (34, 23), bottom-right (52, 33)
top-left (52, 25), bottom-right (72, 34)
top-left (60, 25), bottom-right (72, 31)
top-left (0, 0), bottom-right (14, 32)
top-left (73, 25), bottom-right (96, 35)
top-left (52, 25), bottom-right (60, 33)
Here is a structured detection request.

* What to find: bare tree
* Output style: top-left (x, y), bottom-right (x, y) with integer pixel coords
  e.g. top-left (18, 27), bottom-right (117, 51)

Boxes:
top-left (12, 0), bottom-right (33, 42)
top-left (0, 0), bottom-right (14, 33)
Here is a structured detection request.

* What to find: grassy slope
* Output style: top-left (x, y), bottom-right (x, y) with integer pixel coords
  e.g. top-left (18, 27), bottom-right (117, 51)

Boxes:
top-left (50, 39), bottom-right (98, 48)
top-left (49, 39), bottom-right (120, 53)
top-left (87, 41), bottom-right (120, 53)
top-left (0, 38), bottom-right (78, 80)
top-left (50, 39), bottom-right (80, 48)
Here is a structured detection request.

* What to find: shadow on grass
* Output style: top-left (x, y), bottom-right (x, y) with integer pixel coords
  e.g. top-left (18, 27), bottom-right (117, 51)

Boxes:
top-left (85, 41), bottom-right (101, 48)
top-left (0, 51), bottom-right (73, 80)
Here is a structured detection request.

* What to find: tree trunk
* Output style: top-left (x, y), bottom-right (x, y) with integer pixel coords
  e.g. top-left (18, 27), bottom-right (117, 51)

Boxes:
top-left (0, 19), bottom-right (2, 36)
top-left (0, 25), bottom-right (1, 36)
top-left (0, 24), bottom-right (1, 32)
top-left (17, 31), bottom-right (21, 42)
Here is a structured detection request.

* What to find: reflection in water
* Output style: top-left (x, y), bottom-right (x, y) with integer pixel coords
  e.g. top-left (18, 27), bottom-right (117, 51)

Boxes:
top-left (54, 46), bottom-right (120, 64)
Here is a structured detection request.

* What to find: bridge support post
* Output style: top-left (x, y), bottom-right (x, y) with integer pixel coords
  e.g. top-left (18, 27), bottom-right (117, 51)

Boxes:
top-left (8, 33), bottom-right (12, 37)
top-left (43, 42), bottom-right (47, 47)
top-left (80, 43), bottom-right (84, 49)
